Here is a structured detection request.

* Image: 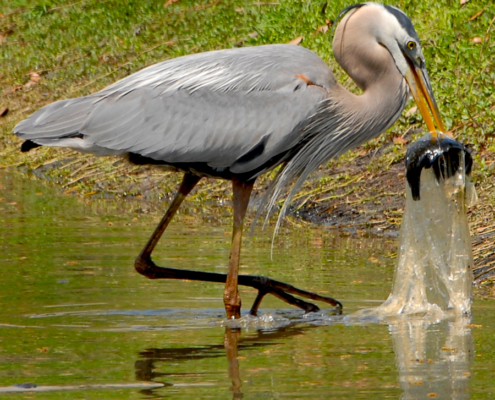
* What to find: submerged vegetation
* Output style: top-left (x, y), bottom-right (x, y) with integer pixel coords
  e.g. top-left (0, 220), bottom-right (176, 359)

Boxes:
top-left (0, 0), bottom-right (494, 272)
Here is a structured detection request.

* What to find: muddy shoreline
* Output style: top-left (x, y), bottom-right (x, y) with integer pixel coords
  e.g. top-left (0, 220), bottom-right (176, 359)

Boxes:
top-left (6, 143), bottom-right (495, 285)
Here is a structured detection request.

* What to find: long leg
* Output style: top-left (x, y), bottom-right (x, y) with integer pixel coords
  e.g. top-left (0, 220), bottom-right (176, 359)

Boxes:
top-left (135, 173), bottom-right (342, 316)
top-left (224, 177), bottom-right (254, 319)
top-left (135, 172), bottom-right (201, 276)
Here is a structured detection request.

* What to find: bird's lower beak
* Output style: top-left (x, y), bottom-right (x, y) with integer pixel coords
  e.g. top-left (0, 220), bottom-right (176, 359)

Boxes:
top-left (404, 63), bottom-right (446, 139)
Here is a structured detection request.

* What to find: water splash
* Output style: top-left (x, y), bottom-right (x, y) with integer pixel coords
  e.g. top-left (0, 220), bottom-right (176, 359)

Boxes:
top-left (361, 134), bottom-right (476, 318)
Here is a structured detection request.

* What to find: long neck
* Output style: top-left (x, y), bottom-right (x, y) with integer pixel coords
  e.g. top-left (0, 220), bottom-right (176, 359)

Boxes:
top-left (266, 25), bottom-right (409, 219)
top-left (324, 72), bottom-right (408, 152)
top-left (295, 68), bottom-right (408, 169)
top-left (265, 4), bottom-right (411, 232)
top-left (305, 1), bottom-right (410, 158)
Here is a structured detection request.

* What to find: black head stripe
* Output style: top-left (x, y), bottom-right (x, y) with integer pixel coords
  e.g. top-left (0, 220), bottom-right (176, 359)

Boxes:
top-left (332, 3), bottom-right (365, 37)
top-left (384, 5), bottom-right (420, 42)
top-left (335, 3), bottom-right (365, 22)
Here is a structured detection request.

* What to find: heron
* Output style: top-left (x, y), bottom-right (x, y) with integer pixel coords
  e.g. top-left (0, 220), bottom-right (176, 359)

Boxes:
top-left (14, 3), bottom-right (445, 319)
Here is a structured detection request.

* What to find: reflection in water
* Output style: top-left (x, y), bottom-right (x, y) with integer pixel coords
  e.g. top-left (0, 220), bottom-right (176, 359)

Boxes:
top-left (134, 325), bottom-right (309, 398)
top-left (389, 317), bottom-right (473, 400)
top-left (133, 314), bottom-right (473, 399)
top-left (224, 329), bottom-right (242, 399)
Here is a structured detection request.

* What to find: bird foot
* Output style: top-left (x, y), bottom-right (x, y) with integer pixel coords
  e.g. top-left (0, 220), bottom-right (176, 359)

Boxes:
top-left (239, 274), bottom-right (342, 316)
top-left (134, 256), bottom-right (342, 317)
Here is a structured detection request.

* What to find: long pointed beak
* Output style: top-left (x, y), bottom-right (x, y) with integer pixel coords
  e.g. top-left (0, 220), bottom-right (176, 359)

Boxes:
top-left (404, 62), bottom-right (446, 139)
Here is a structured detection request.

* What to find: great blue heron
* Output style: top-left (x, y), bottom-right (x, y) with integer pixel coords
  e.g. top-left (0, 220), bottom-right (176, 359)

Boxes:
top-left (14, 3), bottom-right (445, 319)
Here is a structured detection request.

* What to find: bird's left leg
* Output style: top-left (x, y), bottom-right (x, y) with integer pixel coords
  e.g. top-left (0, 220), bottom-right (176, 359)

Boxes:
top-left (224, 177), bottom-right (255, 319)
top-left (134, 173), bottom-right (201, 277)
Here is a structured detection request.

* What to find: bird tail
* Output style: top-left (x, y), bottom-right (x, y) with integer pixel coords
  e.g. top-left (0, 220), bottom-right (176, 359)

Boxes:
top-left (13, 97), bottom-right (94, 151)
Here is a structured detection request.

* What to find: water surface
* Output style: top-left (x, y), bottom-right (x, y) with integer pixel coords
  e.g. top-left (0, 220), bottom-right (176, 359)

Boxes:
top-left (1, 171), bottom-right (494, 398)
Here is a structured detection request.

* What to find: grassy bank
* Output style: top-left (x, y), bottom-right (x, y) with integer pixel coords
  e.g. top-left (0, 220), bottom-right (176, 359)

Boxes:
top-left (1, 1), bottom-right (495, 276)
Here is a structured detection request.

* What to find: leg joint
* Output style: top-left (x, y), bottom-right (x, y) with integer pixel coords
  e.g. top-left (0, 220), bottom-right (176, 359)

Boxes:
top-left (134, 255), bottom-right (154, 278)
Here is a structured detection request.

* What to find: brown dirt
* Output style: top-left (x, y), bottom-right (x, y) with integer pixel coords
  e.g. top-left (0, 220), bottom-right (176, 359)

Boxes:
top-left (296, 152), bottom-right (405, 237)
top-left (293, 151), bottom-right (495, 285)
top-left (5, 137), bottom-right (495, 286)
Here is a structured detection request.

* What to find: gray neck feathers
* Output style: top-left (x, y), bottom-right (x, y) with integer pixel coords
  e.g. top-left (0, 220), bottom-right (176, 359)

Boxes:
top-left (261, 72), bottom-right (408, 234)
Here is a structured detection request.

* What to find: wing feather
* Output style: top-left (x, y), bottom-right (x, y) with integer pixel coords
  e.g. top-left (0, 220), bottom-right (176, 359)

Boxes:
top-left (15, 98), bottom-right (94, 137)
top-left (14, 44), bottom-right (335, 176)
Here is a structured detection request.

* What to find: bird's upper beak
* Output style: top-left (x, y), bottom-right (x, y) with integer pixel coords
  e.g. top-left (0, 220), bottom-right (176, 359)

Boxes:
top-left (404, 61), bottom-right (446, 139)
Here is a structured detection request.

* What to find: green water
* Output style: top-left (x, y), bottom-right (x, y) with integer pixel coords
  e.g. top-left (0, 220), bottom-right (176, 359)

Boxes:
top-left (1, 171), bottom-right (495, 399)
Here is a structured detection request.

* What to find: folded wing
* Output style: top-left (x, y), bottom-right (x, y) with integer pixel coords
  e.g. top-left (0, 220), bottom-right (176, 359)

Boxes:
top-left (14, 44), bottom-right (335, 176)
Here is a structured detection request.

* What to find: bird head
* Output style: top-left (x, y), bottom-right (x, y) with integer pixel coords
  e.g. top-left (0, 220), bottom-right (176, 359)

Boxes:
top-left (333, 3), bottom-right (446, 137)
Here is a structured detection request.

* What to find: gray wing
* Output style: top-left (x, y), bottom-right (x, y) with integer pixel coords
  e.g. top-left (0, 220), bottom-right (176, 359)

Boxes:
top-left (14, 44), bottom-right (336, 176)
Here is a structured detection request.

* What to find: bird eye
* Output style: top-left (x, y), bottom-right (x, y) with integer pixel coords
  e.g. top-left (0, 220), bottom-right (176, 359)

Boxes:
top-left (407, 41), bottom-right (416, 50)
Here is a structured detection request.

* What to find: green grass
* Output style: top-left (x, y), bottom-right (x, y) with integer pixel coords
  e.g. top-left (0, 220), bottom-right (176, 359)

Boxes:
top-left (0, 0), bottom-right (494, 197)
